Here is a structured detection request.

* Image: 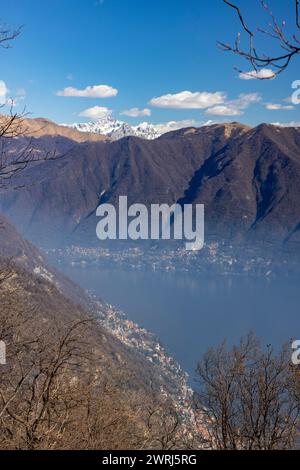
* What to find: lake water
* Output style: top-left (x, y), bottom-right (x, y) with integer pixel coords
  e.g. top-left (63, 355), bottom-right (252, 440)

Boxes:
top-left (59, 264), bottom-right (300, 381)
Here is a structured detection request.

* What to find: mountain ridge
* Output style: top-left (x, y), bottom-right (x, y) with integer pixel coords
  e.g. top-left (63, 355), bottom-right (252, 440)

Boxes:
top-left (65, 116), bottom-right (161, 141)
top-left (1, 121), bottom-right (300, 249)
top-left (0, 115), bottom-right (107, 142)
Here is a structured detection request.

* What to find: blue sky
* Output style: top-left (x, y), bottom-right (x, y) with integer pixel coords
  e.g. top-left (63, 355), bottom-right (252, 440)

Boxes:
top-left (1, 0), bottom-right (299, 130)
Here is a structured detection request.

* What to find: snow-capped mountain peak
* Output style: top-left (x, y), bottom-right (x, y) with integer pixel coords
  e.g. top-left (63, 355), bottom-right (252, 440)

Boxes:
top-left (64, 117), bottom-right (161, 141)
top-left (132, 122), bottom-right (161, 140)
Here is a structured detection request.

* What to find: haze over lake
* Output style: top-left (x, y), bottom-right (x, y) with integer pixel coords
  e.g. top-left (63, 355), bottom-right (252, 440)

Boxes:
top-left (58, 263), bottom-right (300, 380)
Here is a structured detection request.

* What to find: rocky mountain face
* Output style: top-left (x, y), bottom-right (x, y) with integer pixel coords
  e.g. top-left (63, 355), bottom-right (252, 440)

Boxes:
top-left (66, 116), bottom-right (161, 140)
top-left (0, 122), bottom-right (300, 250)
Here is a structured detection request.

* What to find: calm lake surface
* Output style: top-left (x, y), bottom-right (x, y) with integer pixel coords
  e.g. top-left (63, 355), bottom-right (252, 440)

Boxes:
top-left (59, 264), bottom-right (300, 380)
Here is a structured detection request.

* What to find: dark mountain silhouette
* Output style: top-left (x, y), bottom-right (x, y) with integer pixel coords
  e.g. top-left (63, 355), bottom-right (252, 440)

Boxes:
top-left (0, 122), bottom-right (299, 249)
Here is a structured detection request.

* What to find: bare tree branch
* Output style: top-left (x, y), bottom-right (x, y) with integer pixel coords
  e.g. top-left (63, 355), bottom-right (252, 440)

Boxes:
top-left (0, 24), bottom-right (68, 192)
top-left (0, 23), bottom-right (22, 49)
top-left (220, 0), bottom-right (300, 78)
top-left (195, 333), bottom-right (300, 449)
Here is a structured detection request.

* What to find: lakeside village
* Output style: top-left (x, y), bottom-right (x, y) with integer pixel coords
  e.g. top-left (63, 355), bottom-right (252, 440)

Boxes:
top-left (89, 294), bottom-right (197, 430)
top-left (45, 239), bottom-right (299, 277)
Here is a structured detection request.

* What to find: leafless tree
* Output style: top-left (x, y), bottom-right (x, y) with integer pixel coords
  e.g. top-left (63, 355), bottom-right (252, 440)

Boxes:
top-left (141, 404), bottom-right (181, 450)
top-left (0, 22), bottom-right (22, 49)
top-left (0, 267), bottom-right (183, 450)
top-left (0, 259), bottom-right (14, 285)
top-left (0, 308), bottom-right (93, 449)
top-left (0, 104), bottom-right (65, 191)
top-left (195, 332), bottom-right (300, 449)
top-left (0, 23), bottom-right (64, 191)
top-left (220, 0), bottom-right (300, 78)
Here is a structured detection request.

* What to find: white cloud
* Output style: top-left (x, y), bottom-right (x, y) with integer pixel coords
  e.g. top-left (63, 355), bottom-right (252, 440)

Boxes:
top-left (149, 89), bottom-right (263, 117)
top-left (5, 88), bottom-right (26, 108)
top-left (265, 103), bottom-right (294, 111)
top-left (120, 107), bottom-right (151, 117)
top-left (239, 68), bottom-right (275, 80)
top-left (204, 105), bottom-right (242, 116)
top-left (79, 106), bottom-right (112, 120)
top-left (154, 119), bottom-right (214, 134)
top-left (271, 121), bottom-right (300, 127)
top-left (0, 80), bottom-right (8, 104)
top-left (149, 90), bottom-right (226, 109)
top-left (16, 88), bottom-right (26, 98)
top-left (205, 93), bottom-right (261, 116)
top-left (57, 84), bottom-right (118, 98)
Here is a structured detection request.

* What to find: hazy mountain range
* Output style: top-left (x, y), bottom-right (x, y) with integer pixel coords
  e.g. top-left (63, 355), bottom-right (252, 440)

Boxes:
top-left (1, 119), bottom-right (300, 251)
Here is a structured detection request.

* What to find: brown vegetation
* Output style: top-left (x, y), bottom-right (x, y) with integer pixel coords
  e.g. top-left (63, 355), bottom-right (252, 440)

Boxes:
top-left (0, 262), bottom-right (188, 449)
top-left (195, 333), bottom-right (300, 449)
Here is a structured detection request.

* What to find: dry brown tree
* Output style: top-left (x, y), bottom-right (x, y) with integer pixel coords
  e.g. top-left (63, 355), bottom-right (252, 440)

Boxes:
top-left (0, 259), bottom-right (13, 285)
top-left (140, 401), bottom-right (181, 450)
top-left (195, 332), bottom-right (300, 449)
top-left (220, 0), bottom-right (300, 78)
top-left (0, 23), bottom-right (27, 189)
top-left (0, 281), bottom-right (95, 450)
top-left (0, 265), bottom-right (180, 450)
top-left (0, 103), bottom-right (63, 191)
top-left (0, 280), bottom-right (133, 450)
